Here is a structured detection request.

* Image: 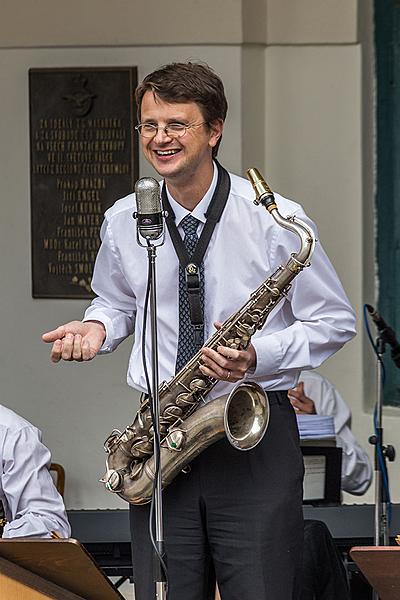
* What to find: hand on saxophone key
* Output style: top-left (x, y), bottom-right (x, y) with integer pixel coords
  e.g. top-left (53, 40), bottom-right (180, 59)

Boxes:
top-left (199, 322), bottom-right (257, 383)
top-left (42, 320), bottom-right (106, 363)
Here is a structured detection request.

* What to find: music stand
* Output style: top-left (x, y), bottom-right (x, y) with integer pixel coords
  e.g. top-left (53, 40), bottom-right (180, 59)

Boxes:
top-left (0, 538), bottom-right (124, 600)
top-left (350, 546), bottom-right (400, 600)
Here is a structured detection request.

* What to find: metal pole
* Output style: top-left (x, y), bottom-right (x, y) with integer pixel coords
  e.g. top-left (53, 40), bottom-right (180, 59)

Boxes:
top-left (372, 342), bottom-right (386, 600)
top-left (148, 245), bottom-right (167, 600)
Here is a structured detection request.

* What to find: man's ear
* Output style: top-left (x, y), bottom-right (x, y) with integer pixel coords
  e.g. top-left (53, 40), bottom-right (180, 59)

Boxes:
top-left (208, 119), bottom-right (224, 150)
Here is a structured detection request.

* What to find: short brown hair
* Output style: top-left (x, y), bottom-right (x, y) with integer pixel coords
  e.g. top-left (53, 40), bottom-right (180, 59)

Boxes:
top-left (135, 62), bottom-right (228, 157)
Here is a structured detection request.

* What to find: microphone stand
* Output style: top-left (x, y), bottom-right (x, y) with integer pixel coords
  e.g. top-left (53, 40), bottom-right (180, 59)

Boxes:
top-left (368, 331), bottom-right (396, 587)
top-left (134, 177), bottom-right (168, 600)
top-left (135, 218), bottom-right (167, 600)
top-left (147, 242), bottom-right (168, 600)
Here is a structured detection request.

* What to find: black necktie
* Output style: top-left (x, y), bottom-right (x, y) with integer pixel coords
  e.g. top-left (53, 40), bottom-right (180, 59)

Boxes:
top-left (175, 215), bottom-right (205, 373)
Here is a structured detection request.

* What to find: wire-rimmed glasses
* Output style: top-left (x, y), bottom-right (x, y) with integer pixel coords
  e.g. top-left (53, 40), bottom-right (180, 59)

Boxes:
top-left (135, 122), bottom-right (208, 138)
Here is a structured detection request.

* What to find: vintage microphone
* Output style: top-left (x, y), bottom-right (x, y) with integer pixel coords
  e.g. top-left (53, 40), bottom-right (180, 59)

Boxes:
top-left (366, 304), bottom-right (400, 369)
top-left (135, 177), bottom-right (165, 243)
top-left (365, 304), bottom-right (396, 559)
top-left (134, 177), bottom-right (168, 600)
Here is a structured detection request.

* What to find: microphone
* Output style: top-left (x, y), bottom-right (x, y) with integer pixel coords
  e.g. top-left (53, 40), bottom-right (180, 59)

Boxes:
top-left (134, 177), bottom-right (164, 241)
top-left (366, 304), bottom-right (400, 368)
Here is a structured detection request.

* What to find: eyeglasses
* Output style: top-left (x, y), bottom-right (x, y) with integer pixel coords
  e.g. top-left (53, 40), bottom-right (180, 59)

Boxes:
top-left (135, 122), bottom-right (208, 139)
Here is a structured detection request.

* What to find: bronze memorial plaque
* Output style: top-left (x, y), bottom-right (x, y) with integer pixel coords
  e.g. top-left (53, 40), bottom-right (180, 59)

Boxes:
top-left (29, 67), bottom-right (138, 298)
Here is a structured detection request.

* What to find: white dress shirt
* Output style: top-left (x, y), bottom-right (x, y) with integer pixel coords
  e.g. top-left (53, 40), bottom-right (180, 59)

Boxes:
top-left (0, 405), bottom-right (71, 538)
top-left (298, 370), bottom-right (373, 495)
top-left (84, 165), bottom-right (356, 400)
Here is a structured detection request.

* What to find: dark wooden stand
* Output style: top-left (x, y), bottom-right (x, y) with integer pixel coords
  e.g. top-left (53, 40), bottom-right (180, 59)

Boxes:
top-left (0, 538), bottom-right (125, 600)
top-left (350, 546), bottom-right (400, 600)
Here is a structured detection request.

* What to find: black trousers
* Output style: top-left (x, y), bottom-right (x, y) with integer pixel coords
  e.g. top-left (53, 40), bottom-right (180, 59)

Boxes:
top-left (130, 391), bottom-right (304, 600)
top-left (301, 520), bottom-right (351, 600)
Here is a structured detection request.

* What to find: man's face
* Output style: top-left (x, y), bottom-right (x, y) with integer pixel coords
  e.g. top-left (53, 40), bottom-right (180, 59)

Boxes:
top-left (139, 91), bottom-right (222, 185)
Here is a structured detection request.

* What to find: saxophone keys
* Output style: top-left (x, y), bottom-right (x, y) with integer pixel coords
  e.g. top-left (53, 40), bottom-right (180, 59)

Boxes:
top-left (130, 438), bottom-right (153, 457)
top-left (101, 469), bottom-right (123, 493)
top-left (149, 424), bottom-right (168, 436)
top-left (163, 404), bottom-right (183, 418)
top-left (226, 338), bottom-right (240, 349)
top-left (189, 378), bottom-right (208, 392)
top-left (165, 429), bottom-right (186, 451)
top-left (130, 461), bottom-right (144, 480)
top-left (176, 393), bottom-right (192, 407)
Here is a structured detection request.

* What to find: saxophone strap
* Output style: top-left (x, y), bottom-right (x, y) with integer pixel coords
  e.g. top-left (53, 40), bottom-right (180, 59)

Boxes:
top-left (161, 161), bottom-right (231, 331)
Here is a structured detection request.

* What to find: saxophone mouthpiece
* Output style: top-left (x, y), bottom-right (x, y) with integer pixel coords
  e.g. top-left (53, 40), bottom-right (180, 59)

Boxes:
top-left (246, 168), bottom-right (276, 211)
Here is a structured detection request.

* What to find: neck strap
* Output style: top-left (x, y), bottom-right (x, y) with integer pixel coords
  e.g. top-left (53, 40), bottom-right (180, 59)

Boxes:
top-left (161, 161), bottom-right (231, 331)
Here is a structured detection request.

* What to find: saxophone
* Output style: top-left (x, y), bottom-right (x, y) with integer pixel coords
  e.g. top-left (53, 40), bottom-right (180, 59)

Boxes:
top-left (101, 168), bottom-right (315, 505)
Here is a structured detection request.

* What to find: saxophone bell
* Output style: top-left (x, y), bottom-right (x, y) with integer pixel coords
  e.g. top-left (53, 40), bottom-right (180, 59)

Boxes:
top-left (224, 382), bottom-right (269, 451)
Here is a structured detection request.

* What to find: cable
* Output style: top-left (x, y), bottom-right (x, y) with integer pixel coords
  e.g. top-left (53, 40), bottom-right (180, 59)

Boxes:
top-left (364, 303), bottom-right (391, 526)
top-left (141, 241), bottom-right (168, 588)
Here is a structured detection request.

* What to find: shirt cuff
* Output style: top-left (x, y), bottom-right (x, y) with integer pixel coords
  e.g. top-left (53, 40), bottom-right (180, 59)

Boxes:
top-left (250, 334), bottom-right (284, 379)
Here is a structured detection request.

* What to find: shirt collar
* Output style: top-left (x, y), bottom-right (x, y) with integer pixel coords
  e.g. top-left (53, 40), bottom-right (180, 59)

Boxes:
top-left (164, 162), bottom-right (218, 226)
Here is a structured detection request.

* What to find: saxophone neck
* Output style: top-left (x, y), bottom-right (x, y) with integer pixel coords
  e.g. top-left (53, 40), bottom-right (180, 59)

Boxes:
top-left (247, 167), bottom-right (315, 267)
top-left (271, 209), bottom-right (315, 267)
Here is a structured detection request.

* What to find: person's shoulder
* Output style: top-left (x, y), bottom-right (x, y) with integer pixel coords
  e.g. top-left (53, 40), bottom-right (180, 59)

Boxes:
top-left (228, 171), bottom-right (303, 215)
top-left (0, 405), bottom-right (39, 436)
top-left (300, 370), bottom-right (329, 385)
top-left (104, 193), bottom-right (136, 222)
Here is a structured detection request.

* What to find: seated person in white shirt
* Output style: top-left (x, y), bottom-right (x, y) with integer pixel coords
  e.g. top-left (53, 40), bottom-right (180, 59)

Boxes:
top-left (288, 369), bottom-right (372, 495)
top-left (0, 404), bottom-right (71, 538)
top-left (288, 371), bottom-right (372, 600)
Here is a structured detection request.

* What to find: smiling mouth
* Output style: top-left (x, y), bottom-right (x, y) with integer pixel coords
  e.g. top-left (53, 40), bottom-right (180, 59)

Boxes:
top-left (154, 149), bottom-right (181, 156)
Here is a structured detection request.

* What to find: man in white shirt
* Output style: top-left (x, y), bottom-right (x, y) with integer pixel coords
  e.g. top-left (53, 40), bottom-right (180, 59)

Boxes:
top-left (289, 370), bottom-right (372, 494)
top-left (0, 404), bottom-right (71, 538)
top-left (43, 62), bottom-right (356, 600)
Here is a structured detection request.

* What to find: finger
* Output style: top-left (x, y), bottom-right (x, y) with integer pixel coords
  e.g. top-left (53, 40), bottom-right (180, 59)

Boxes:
top-left (216, 345), bottom-right (241, 361)
top-left (42, 326), bottom-right (66, 343)
top-left (72, 334), bottom-right (83, 361)
top-left (61, 333), bottom-right (74, 361)
top-left (200, 350), bottom-right (229, 376)
top-left (199, 363), bottom-right (238, 382)
top-left (202, 346), bottom-right (242, 372)
top-left (201, 347), bottom-right (227, 368)
top-left (290, 398), bottom-right (305, 413)
top-left (288, 389), bottom-right (302, 401)
top-left (213, 321), bottom-right (223, 330)
top-left (50, 339), bottom-right (63, 363)
top-left (81, 339), bottom-right (95, 361)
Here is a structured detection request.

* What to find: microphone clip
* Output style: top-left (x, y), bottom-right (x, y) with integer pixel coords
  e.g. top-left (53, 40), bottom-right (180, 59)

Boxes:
top-left (133, 209), bottom-right (168, 248)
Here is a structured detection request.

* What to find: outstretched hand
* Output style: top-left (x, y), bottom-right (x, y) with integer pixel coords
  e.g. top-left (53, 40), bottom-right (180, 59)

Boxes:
top-left (199, 322), bottom-right (257, 383)
top-left (42, 320), bottom-right (106, 363)
top-left (287, 381), bottom-right (316, 414)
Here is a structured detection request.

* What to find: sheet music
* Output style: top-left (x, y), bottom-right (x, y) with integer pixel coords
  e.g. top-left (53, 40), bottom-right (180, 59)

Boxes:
top-left (297, 414), bottom-right (335, 441)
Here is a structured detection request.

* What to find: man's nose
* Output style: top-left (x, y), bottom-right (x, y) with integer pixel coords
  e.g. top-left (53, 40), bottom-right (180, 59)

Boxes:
top-left (153, 126), bottom-right (172, 142)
